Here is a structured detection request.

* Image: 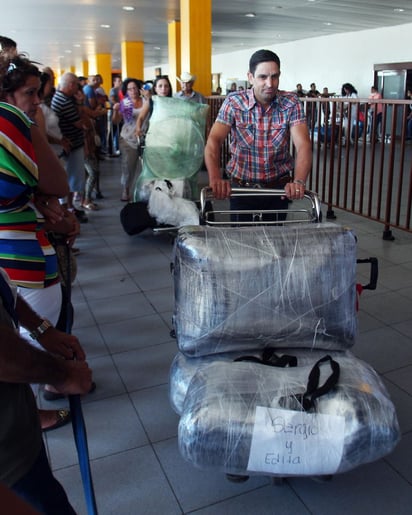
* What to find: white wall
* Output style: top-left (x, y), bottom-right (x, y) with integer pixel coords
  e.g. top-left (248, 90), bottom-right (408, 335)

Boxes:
top-left (145, 23), bottom-right (411, 98)
top-left (212, 23), bottom-right (412, 98)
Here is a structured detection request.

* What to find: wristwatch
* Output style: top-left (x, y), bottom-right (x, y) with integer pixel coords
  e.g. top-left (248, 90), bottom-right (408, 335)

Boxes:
top-left (29, 319), bottom-right (53, 340)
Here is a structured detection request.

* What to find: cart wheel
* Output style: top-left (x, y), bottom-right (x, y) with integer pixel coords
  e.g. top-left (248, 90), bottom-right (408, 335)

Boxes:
top-left (271, 476), bottom-right (285, 486)
top-left (225, 473), bottom-right (249, 483)
top-left (310, 474), bottom-right (333, 483)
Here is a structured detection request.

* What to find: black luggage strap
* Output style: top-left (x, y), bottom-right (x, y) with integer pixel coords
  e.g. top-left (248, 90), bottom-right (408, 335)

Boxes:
top-left (280, 355), bottom-right (340, 412)
top-left (234, 348), bottom-right (298, 368)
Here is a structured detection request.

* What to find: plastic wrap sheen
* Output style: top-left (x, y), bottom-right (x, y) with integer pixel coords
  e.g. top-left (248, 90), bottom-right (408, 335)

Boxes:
top-left (178, 355), bottom-right (400, 476)
top-left (173, 223), bottom-right (357, 356)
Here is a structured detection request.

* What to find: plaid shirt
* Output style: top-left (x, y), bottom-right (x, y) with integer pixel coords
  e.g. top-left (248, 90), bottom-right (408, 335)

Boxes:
top-left (216, 88), bottom-right (306, 182)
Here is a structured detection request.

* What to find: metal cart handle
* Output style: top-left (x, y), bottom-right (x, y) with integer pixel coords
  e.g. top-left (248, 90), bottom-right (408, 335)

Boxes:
top-left (200, 187), bottom-right (322, 224)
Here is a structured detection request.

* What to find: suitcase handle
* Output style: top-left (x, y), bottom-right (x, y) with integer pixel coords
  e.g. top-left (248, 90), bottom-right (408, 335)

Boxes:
top-left (356, 257), bottom-right (378, 291)
top-left (200, 187), bottom-right (322, 225)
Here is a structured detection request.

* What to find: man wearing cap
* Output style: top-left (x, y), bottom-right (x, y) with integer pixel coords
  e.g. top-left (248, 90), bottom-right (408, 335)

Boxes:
top-left (174, 72), bottom-right (206, 104)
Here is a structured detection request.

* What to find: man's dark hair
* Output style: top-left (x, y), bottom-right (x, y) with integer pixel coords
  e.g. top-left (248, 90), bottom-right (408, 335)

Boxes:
top-left (0, 36), bottom-right (17, 53)
top-left (249, 49), bottom-right (281, 75)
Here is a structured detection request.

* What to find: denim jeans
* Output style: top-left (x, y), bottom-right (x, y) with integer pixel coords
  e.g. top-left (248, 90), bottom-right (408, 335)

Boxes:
top-left (11, 444), bottom-right (77, 515)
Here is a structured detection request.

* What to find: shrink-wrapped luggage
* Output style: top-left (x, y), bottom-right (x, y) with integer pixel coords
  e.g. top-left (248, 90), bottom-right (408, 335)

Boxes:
top-left (170, 348), bottom-right (346, 416)
top-left (178, 353), bottom-right (400, 477)
top-left (173, 223), bottom-right (357, 356)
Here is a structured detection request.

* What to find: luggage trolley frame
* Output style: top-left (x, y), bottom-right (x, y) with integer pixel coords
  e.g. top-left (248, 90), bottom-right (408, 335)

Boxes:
top-left (171, 187), bottom-right (386, 486)
top-left (199, 186), bottom-right (322, 226)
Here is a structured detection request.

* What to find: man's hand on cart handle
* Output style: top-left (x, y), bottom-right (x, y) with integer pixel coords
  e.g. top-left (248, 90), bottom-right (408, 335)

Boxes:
top-left (209, 178), bottom-right (232, 200)
top-left (284, 179), bottom-right (306, 200)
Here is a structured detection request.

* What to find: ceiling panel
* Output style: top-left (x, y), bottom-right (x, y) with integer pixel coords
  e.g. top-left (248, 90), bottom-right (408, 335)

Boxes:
top-left (0, 0), bottom-right (410, 71)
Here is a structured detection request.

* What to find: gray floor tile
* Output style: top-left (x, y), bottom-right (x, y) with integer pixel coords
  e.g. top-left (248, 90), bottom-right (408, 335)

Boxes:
top-left (130, 384), bottom-right (180, 442)
top-left (385, 432), bottom-right (412, 484)
top-left (191, 485), bottom-right (311, 515)
top-left (78, 273), bottom-right (141, 300)
top-left (101, 313), bottom-right (172, 353)
top-left (47, 395), bottom-right (148, 469)
top-left (154, 438), bottom-right (270, 513)
top-left (87, 291), bottom-right (156, 324)
top-left (112, 342), bottom-right (177, 391)
top-left (290, 460), bottom-right (412, 515)
top-left (55, 447), bottom-right (182, 515)
top-left (354, 326), bottom-right (412, 373)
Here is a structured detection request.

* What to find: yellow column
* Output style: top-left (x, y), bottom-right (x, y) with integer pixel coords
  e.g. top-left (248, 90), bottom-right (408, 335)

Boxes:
top-left (82, 61), bottom-right (89, 77)
top-left (180, 0), bottom-right (212, 97)
top-left (121, 41), bottom-right (144, 79)
top-left (95, 54), bottom-right (112, 97)
top-left (70, 65), bottom-right (76, 74)
top-left (168, 20), bottom-right (181, 94)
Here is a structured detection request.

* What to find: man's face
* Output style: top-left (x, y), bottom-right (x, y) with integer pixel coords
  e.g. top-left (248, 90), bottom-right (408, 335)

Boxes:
top-left (181, 81), bottom-right (193, 94)
top-left (248, 61), bottom-right (280, 107)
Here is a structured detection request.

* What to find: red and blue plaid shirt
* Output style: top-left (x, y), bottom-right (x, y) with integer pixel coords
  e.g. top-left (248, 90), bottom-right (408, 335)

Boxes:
top-left (216, 88), bottom-right (306, 182)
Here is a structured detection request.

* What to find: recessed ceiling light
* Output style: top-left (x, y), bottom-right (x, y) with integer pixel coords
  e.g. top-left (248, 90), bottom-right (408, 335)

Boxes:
top-left (245, 13), bottom-right (256, 18)
top-left (73, 44), bottom-right (81, 48)
top-left (100, 24), bottom-right (111, 29)
top-left (122, 6), bottom-right (135, 11)
top-left (324, 22), bottom-right (333, 26)
top-left (393, 8), bottom-right (405, 12)
top-left (154, 47), bottom-right (161, 50)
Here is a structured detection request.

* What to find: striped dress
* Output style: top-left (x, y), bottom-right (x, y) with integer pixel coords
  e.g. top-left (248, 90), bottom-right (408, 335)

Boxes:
top-left (0, 102), bottom-right (58, 288)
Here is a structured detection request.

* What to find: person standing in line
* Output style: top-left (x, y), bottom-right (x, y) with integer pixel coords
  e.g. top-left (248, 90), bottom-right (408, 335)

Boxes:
top-left (112, 78), bottom-right (147, 202)
top-left (108, 75), bottom-right (122, 156)
top-left (51, 72), bottom-right (88, 223)
top-left (135, 75), bottom-right (173, 138)
top-left (174, 71), bottom-right (206, 104)
top-left (0, 267), bottom-right (92, 515)
top-left (204, 49), bottom-right (311, 220)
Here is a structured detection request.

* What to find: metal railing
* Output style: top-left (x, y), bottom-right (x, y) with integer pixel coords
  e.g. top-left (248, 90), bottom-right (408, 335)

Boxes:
top-left (206, 95), bottom-right (412, 239)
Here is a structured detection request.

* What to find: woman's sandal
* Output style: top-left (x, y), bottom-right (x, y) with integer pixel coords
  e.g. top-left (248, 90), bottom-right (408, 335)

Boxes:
top-left (82, 202), bottom-right (99, 211)
top-left (40, 409), bottom-right (71, 432)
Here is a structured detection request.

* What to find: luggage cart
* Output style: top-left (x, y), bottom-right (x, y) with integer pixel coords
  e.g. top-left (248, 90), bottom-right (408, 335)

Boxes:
top-left (199, 186), bottom-right (322, 226)
top-left (170, 187), bottom-right (398, 485)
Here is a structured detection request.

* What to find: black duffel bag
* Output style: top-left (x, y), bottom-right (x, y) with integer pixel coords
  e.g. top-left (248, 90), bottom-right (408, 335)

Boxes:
top-left (120, 201), bottom-right (157, 235)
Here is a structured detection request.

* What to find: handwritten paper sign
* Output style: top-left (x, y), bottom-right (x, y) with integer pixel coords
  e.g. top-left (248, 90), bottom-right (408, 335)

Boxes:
top-left (247, 406), bottom-right (345, 476)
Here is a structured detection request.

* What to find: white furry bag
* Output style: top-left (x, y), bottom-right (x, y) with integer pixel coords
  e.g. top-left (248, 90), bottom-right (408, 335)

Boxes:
top-left (147, 179), bottom-right (199, 228)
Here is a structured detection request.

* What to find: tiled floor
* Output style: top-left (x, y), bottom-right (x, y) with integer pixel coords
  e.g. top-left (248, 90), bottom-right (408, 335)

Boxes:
top-left (40, 158), bottom-right (412, 515)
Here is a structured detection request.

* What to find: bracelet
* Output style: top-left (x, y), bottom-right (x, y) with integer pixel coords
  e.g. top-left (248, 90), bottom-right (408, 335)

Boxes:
top-left (293, 179), bottom-right (306, 187)
top-left (29, 319), bottom-right (53, 340)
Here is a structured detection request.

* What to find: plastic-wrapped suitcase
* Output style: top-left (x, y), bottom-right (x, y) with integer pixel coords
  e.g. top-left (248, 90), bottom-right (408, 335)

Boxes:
top-left (173, 222), bottom-right (358, 356)
top-left (178, 353), bottom-right (400, 478)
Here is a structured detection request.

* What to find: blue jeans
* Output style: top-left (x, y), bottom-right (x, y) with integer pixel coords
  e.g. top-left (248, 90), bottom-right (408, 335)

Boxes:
top-left (11, 444), bottom-right (77, 515)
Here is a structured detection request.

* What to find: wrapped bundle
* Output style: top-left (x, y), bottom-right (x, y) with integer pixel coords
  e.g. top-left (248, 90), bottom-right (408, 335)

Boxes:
top-left (179, 353), bottom-right (400, 477)
top-left (173, 223), bottom-right (357, 356)
top-left (170, 348), bottom-right (343, 416)
top-left (170, 350), bottom-right (261, 415)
